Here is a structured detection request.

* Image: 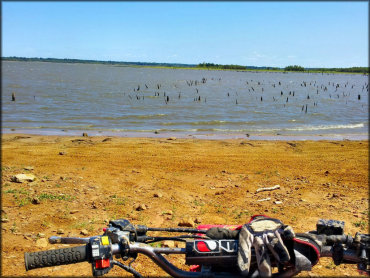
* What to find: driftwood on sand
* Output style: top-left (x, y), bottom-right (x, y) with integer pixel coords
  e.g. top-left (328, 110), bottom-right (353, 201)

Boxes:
top-left (256, 184), bottom-right (280, 193)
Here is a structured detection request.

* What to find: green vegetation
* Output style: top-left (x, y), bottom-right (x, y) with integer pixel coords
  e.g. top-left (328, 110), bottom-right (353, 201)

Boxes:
top-left (38, 193), bottom-right (75, 201)
top-left (285, 64), bottom-right (369, 74)
top-left (284, 65), bottom-right (305, 71)
top-left (308, 67), bottom-right (369, 74)
top-left (353, 220), bottom-right (367, 230)
top-left (197, 62), bottom-right (246, 70)
top-left (4, 187), bottom-right (31, 207)
top-left (2, 56), bottom-right (196, 68)
top-left (71, 221), bottom-right (95, 232)
top-left (4, 189), bottom-right (18, 194)
top-left (2, 56), bottom-right (368, 74)
top-left (111, 194), bottom-right (127, 205)
top-left (10, 222), bottom-right (18, 233)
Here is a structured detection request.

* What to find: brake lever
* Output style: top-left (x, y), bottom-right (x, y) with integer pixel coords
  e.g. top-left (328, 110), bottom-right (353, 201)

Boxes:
top-left (49, 236), bottom-right (91, 244)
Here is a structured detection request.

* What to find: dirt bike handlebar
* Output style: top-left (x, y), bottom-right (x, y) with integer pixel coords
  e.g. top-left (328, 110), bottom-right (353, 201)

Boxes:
top-left (24, 235), bottom-right (366, 275)
top-left (24, 219), bottom-right (369, 277)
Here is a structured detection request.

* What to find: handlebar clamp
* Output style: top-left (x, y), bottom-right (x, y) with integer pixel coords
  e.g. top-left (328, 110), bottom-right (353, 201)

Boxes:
top-left (332, 243), bottom-right (344, 265)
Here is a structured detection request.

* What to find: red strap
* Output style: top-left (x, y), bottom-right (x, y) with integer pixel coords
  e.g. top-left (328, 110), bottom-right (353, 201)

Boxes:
top-left (248, 214), bottom-right (271, 223)
top-left (293, 238), bottom-right (320, 265)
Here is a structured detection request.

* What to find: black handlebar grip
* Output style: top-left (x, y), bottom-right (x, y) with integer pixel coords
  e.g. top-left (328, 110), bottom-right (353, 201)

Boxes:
top-left (25, 245), bottom-right (90, 271)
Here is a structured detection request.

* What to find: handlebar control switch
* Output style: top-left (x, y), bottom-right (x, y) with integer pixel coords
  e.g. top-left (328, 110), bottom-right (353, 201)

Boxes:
top-left (90, 236), bottom-right (113, 276)
top-left (316, 219), bottom-right (344, 236)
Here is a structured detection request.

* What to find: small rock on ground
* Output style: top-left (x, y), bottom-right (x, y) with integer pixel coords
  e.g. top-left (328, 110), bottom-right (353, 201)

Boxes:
top-left (135, 204), bottom-right (147, 211)
top-left (57, 229), bottom-right (64, 234)
top-left (161, 240), bottom-right (175, 248)
top-left (36, 238), bottom-right (48, 248)
top-left (11, 174), bottom-right (36, 183)
top-left (80, 229), bottom-right (89, 236)
top-left (178, 218), bottom-right (194, 227)
top-left (31, 198), bottom-right (41, 204)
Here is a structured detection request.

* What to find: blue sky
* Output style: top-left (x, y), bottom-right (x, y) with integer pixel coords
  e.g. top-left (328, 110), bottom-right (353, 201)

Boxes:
top-left (2, 1), bottom-right (369, 67)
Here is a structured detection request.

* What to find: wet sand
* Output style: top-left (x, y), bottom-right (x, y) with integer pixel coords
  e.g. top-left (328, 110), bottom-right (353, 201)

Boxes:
top-left (1, 134), bottom-right (368, 276)
top-left (2, 128), bottom-right (368, 141)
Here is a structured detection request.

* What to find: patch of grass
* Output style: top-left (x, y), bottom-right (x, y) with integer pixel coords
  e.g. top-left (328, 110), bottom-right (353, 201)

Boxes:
top-left (353, 220), bottom-right (367, 230)
top-left (109, 213), bottom-right (119, 221)
top-left (38, 193), bottom-right (75, 202)
top-left (111, 195), bottom-right (126, 205)
top-left (5, 187), bottom-right (29, 195)
top-left (325, 261), bottom-right (336, 270)
top-left (16, 197), bottom-right (31, 207)
top-left (214, 203), bottom-right (223, 213)
top-left (72, 221), bottom-right (94, 232)
top-left (192, 199), bottom-right (205, 207)
top-left (18, 188), bottom-right (29, 195)
top-left (5, 188), bottom-right (31, 207)
top-left (234, 209), bottom-right (250, 219)
top-left (149, 242), bottom-right (162, 248)
top-left (41, 220), bottom-right (51, 228)
top-left (10, 222), bottom-right (17, 233)
top-left (171, 205), bottom-right (178, 220)
top-left (55, 183), bottom-right (61, 188)
top-left (4, 189), bottom-right (17, 194)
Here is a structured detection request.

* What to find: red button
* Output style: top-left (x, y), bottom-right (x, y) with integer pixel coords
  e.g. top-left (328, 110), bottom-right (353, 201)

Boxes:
top-left (196, 241), bottom-right (210, 252)
top-left (95, 259), bottom-right (110, 269)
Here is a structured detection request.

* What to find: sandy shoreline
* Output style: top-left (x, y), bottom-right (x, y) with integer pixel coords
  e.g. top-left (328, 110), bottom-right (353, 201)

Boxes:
top-left (2, 129), bottom-right (368, 141)
top-left (1, 134), bottom-right (369, 276)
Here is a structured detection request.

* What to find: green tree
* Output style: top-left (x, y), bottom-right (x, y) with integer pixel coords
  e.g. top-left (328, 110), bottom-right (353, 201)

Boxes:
top-left (284, 65), bottom-right (305, 71)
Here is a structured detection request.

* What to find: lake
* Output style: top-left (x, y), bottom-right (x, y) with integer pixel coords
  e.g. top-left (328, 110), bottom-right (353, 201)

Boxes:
top-left (2, 61), bottom-right (368, 140)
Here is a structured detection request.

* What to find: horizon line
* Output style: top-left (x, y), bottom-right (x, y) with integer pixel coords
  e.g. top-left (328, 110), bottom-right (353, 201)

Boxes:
top-left (2, 56), bottom-right (369, 69)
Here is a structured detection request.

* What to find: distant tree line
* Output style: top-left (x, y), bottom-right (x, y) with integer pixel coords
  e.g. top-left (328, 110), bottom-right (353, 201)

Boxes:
top-left (2, 57), bottom-right (368, 74)
top-left (285, 65), bottom-right (369, 74)
top-left (1, 56), bottom-right (196, 68)
top-left (284, 65), bottom-right (305, 71)
top-left (308, 67), bottom-right (369, 74)
top-left (197, 62), bottom-right (246, 70)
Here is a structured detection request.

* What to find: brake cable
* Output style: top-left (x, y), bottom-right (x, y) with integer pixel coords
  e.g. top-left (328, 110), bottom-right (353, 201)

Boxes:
top-left (112, 260), bottom-right (144, 278)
